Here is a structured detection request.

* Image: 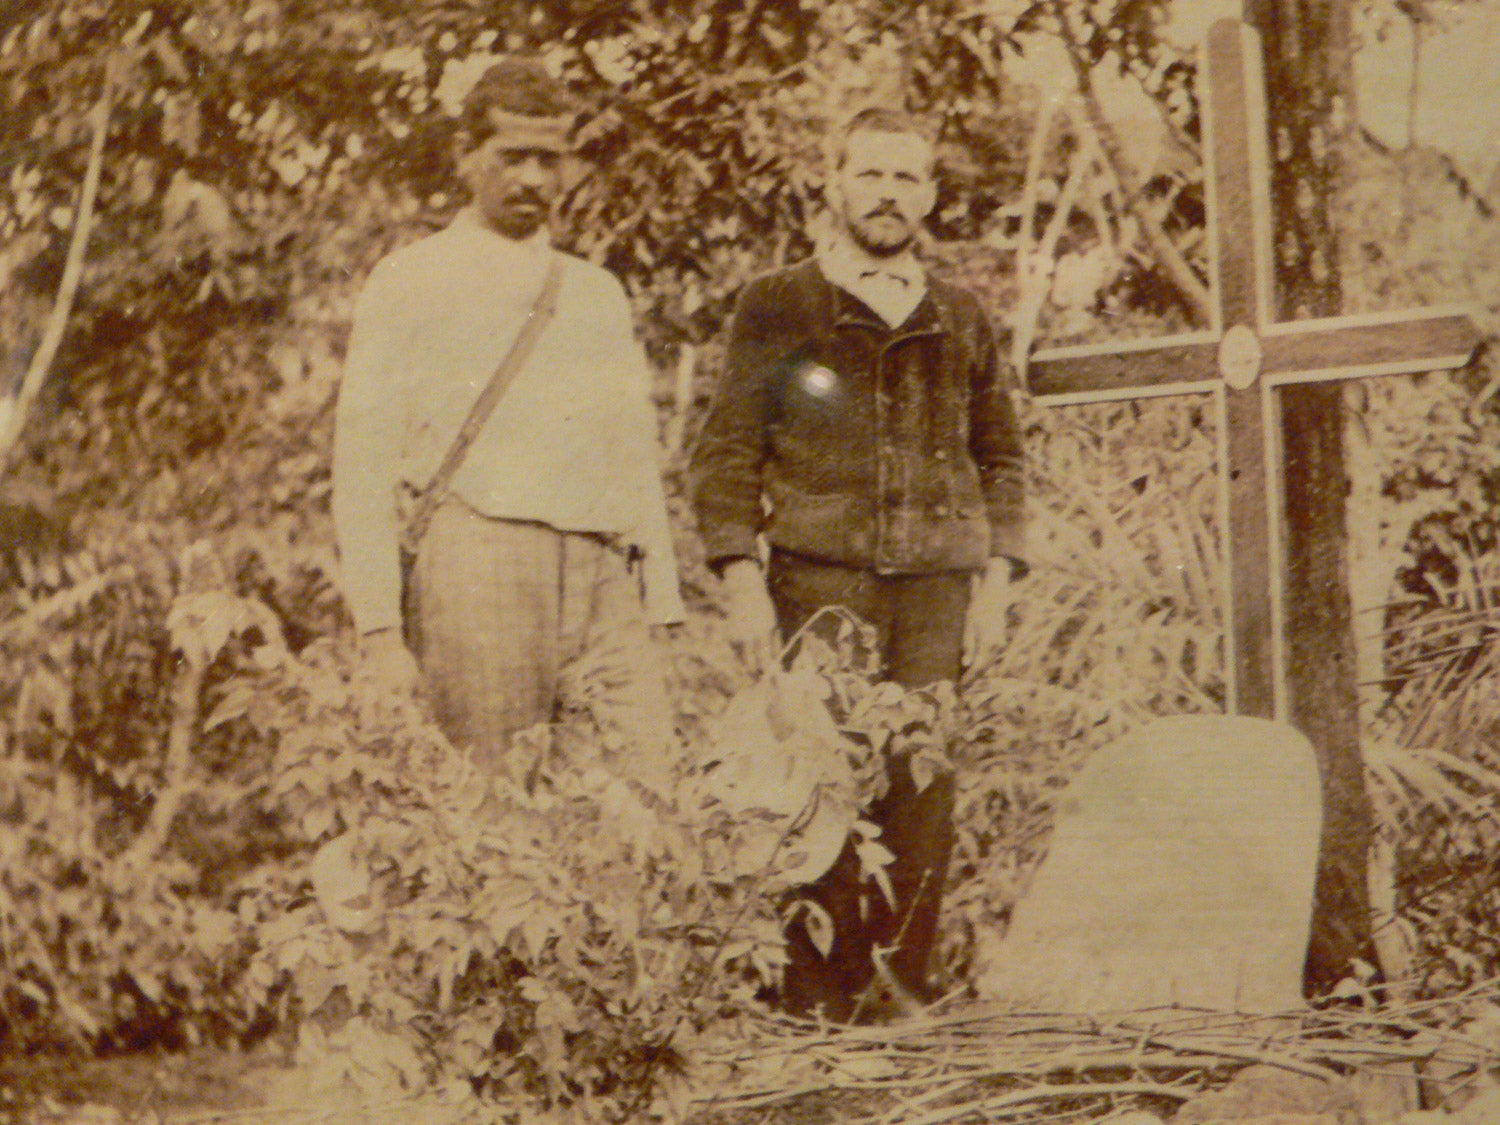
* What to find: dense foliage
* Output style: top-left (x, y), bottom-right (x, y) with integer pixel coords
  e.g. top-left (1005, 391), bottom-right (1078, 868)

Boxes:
top-left (1, 0), bottom-right (1498, 1119)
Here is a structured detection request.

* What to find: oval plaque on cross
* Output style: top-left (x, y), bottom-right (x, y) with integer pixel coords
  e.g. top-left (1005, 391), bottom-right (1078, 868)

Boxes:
top-left (1218, 324), bottom-right (1263, 390)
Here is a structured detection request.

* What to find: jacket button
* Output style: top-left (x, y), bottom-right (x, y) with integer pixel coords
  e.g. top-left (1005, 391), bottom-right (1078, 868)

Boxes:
top-left (933, 504), bottom-right (950, 518)
top-left (933, 449), bottom-right (949, 461)
top-left (882, 444), bottom-right (896, 458)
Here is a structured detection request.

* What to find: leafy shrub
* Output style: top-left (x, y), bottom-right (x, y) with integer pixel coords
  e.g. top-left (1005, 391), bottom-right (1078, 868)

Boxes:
top-left (227, 608), bottom-right (985, 1118)
top-left (0, 531), bottom-right (246, 1052)
top-left (2, 541), bottom-right (985, 1119)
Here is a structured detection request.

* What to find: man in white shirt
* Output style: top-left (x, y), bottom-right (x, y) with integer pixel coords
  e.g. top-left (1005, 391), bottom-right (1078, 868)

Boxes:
top-left (332, 58), bottom-right (684, 784)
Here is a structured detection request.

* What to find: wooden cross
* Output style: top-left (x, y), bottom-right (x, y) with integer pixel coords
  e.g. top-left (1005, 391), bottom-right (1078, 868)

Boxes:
top-left (1027, 17), bottom-right (1481, 721)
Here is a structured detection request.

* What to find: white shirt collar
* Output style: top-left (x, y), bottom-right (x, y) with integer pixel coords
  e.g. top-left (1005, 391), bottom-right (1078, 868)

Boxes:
top-left (816, 235), bottom-right (927, 328)
top-left (453, 206), bottom-right (553, 261)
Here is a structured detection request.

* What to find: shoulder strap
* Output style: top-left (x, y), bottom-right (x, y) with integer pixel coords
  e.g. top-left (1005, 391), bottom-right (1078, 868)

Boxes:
top-left (402, 252), bottom-right (565, 554)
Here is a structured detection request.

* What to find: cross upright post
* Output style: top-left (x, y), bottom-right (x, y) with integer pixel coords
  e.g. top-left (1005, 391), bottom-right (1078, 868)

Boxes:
top-left (1027, 18), bottom-right (1481, 720)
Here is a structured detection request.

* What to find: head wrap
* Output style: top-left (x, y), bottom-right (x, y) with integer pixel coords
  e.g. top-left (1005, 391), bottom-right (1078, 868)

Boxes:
top-left (462, 56), bottom-right (577, 151)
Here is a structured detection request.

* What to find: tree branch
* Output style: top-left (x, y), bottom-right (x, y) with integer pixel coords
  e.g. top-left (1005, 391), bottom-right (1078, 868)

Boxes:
top-left (0, 58), bottom-right (118, 471)
top-left (1011, 143), bottom-right (1089, 380)
top-left (124, 658), bottom-right (208, 865)
top-left (1052, 1), bottom-right (1212, 325)
top-left (1015, 93), bottom-right (1066, 248)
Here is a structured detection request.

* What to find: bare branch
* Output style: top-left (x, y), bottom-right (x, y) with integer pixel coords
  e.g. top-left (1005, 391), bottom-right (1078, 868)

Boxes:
top-left (1052, 1), bottom-right (1212, 324)
top-left (1015, 93), bottom-right (1066, 248)
top-left (1, 59), bottom-right (118, 471)
top-left (1011, 143), bottom-right (1089, 380)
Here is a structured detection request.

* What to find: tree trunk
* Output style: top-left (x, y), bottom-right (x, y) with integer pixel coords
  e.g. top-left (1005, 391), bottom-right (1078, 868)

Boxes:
top-left (1243, 0), bottom-right (1377, 995)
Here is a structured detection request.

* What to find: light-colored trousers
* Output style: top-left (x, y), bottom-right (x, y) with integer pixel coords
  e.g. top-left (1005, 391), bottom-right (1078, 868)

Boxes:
top-left (406, 499), bottom-right (672, 786)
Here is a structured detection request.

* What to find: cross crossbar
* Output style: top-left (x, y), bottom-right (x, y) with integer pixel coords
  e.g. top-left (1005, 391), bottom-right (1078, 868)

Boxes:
top-left (1025, 18), bottom-right (1482, 719)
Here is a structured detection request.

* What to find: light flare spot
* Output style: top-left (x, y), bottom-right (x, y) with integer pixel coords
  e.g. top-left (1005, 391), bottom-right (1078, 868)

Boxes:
top-left (802, 365), bottom-right (837, 397)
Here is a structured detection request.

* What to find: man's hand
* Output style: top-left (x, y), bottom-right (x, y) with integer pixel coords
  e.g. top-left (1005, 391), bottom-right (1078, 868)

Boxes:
top-left (964, 563), bottom-right (1016, 670)
top-left (362, 627), bottom-right (422, 694)
top-left (720, 559), bottom-right (779, 675)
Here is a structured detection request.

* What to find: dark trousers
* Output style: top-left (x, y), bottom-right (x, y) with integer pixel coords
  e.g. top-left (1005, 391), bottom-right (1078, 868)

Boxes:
top-left (766, 549), bottom-right (971, 1021)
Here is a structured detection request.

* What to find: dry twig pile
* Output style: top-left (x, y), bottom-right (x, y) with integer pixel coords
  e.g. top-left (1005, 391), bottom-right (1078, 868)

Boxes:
top-left (690, 981), bottom-right (1500, 1123)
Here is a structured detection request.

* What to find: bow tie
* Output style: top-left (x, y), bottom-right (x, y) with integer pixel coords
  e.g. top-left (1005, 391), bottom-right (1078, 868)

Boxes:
top-left (859, 268), bottom-right (913, 288)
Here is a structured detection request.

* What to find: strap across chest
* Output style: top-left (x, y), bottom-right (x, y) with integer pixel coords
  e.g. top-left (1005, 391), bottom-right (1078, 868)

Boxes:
top-left (400, 252), bottom-right (566, 554)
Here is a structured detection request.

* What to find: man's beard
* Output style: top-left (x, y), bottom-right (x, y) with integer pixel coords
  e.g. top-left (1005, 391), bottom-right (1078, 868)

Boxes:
top-left (846, 208), bottom-right (915, 257)
top-left (483, 187), bottom-right (551, 239)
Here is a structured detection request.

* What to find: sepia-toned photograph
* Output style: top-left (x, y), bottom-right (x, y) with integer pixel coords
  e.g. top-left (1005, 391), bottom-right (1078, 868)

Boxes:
top-left (1, 1), bottom-right (1499, 1122)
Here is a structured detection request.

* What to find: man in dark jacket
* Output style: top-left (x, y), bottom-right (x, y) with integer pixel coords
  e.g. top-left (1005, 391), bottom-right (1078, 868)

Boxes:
top-left (689, 106), bottom-right (1026, 1020)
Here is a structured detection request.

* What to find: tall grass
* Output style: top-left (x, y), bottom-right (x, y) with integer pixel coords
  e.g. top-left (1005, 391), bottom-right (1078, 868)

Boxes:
top-left (994, 397), bottom-right (1224, 715)
top-left (1363, 548), bottom-right (1500, 994)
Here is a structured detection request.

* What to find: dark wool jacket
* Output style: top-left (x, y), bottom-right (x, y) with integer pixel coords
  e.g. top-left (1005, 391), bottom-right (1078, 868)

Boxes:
top-left (690, 259), bottom-right (1026, 575)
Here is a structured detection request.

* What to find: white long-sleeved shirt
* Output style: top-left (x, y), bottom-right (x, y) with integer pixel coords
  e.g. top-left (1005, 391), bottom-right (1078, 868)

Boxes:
top-left (331, 210), bottom-right (685, 633)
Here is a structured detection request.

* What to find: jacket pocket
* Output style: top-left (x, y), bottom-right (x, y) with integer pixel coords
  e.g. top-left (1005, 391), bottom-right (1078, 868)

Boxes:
top-left (764, 478), bottom-right (868, 563)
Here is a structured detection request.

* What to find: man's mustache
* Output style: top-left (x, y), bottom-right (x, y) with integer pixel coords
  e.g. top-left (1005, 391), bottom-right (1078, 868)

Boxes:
top-left (505, 190), bottom-right (548, 209)
top-left (863, 203), bottom-right (903, 220)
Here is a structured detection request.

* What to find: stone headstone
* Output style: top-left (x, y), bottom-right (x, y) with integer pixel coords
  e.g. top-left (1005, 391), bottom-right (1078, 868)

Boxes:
top-left (975, 715), bottom-right (1322, 1012)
